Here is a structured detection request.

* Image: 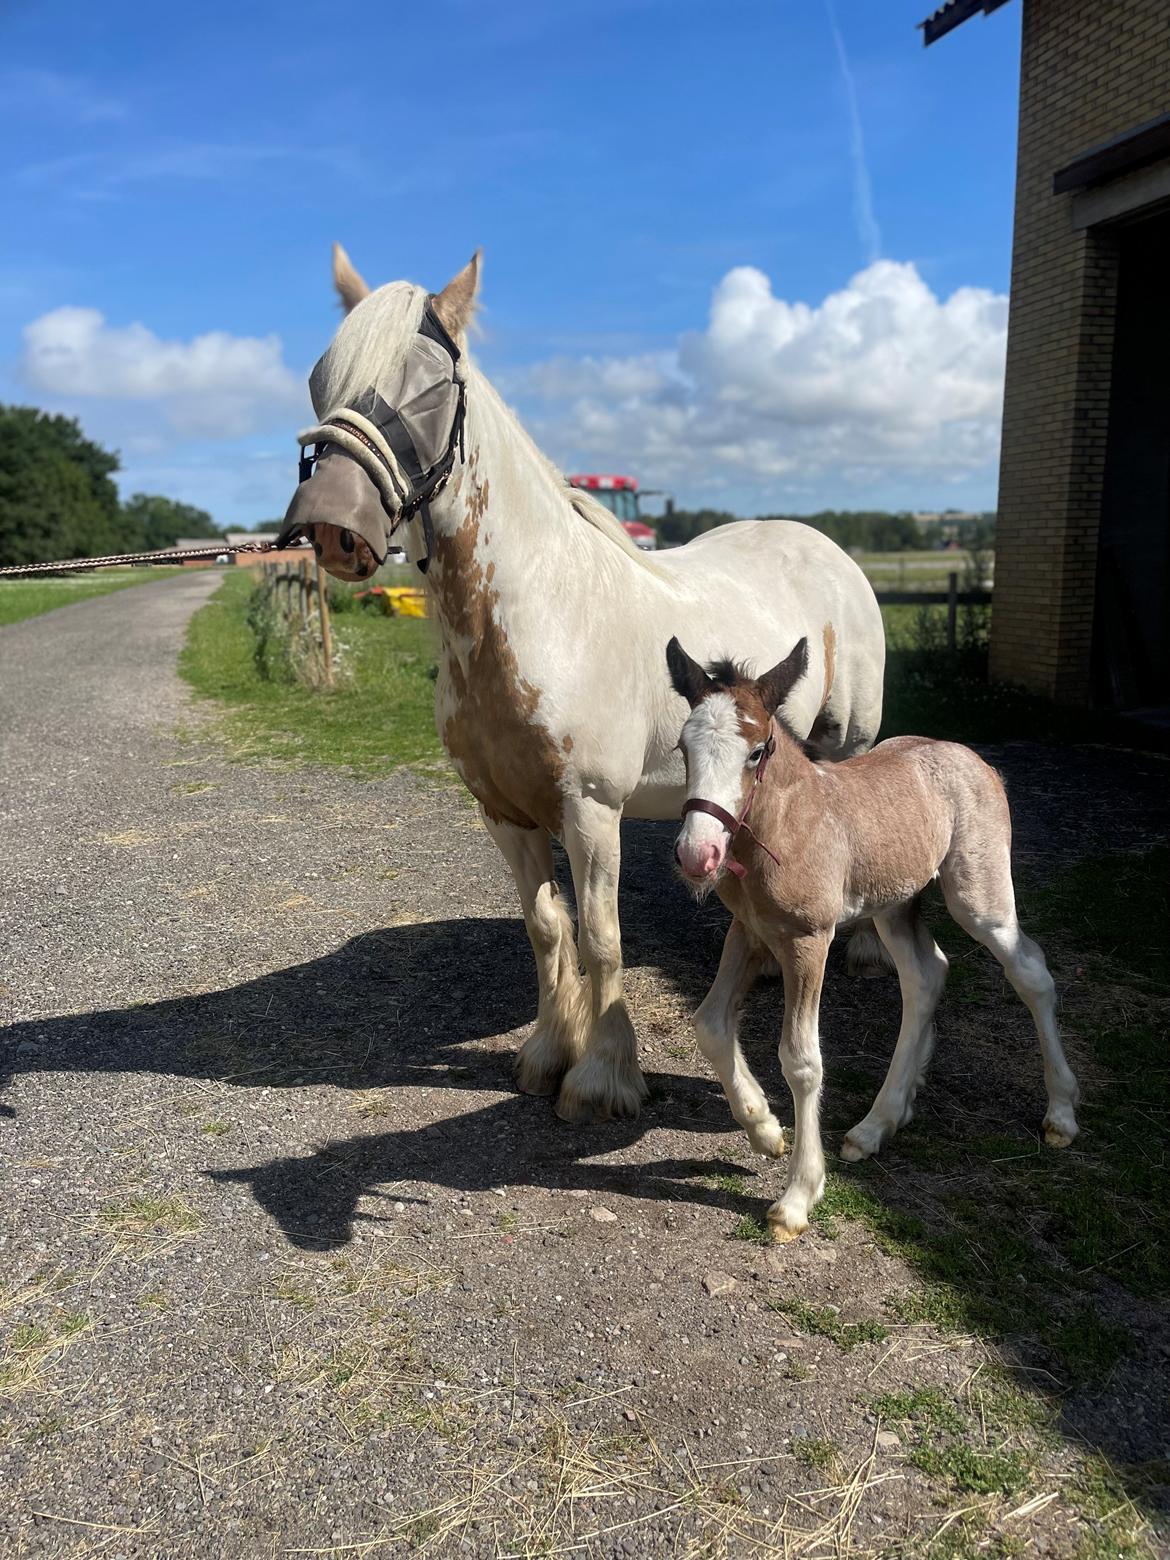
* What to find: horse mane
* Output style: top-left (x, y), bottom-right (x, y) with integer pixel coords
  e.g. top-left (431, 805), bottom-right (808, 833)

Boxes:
top-left (704, 656), bottom-right (820, 759)
top-left (312, 281), bottom-right (428, 415)
top-left (467, 368), bottom-right (667, 576)
top-left (563, 483), bottom-right (667, 572)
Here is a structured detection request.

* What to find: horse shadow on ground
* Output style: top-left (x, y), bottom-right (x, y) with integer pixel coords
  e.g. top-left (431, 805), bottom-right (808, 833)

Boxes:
top-left (3, 817), bottom-right (1168, 1505)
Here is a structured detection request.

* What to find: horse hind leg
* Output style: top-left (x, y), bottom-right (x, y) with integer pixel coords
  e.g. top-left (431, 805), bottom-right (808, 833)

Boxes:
top-left (940, 853), bottom-right (1079, 1147)
top-left (482, 814), bottom-right (589, 1097)
top-left (842, 901), bottom-right (948, 1161)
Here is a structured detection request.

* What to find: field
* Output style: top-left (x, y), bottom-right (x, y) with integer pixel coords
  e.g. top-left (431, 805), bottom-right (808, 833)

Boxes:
top-left (0, 566), bottom-right (185, 628)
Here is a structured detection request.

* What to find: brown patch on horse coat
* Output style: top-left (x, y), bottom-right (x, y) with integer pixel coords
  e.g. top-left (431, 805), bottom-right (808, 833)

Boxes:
top-left (820, 623), bottom-right (836, 713)
top-left (431, 507), bottom-right (565, 833)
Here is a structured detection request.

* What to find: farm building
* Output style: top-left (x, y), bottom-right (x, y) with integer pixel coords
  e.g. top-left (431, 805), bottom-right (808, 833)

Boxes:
top-left (923, 0), bottom-right (1170, 714)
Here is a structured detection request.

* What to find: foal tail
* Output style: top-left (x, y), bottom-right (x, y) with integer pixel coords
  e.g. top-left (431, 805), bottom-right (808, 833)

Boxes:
top-left (847, 920), bottom-right (895, 977)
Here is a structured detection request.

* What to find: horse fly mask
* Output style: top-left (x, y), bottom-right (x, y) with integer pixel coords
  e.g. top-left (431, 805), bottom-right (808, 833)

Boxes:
top-left (277, 298), bottom-right (466, 574)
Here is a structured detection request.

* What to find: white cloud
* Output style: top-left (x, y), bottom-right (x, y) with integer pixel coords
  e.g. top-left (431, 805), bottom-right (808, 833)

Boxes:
top-left (20, 306), bottom-right (306, 436)
top-left (520, 259), bottom-right (1008, 502)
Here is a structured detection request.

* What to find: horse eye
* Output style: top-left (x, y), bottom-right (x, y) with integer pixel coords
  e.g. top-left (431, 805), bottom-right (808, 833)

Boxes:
top-left (748, 746), bottom-right (765, 765)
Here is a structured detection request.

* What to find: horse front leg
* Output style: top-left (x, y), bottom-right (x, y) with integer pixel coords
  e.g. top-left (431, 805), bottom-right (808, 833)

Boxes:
top-left (554, 797), bottom-right (649, 1123)
top-left (769, 931), bottom-right (831, 1241)
top-left (482, 813), bottom-right (589, 1096)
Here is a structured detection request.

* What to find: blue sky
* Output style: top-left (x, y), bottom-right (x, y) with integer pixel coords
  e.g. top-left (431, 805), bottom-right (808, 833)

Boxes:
top-left (0, 0), bottom-right (1022, 524)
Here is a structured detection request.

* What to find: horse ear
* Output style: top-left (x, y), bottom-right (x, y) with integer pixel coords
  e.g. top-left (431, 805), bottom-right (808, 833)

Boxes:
top-left (667, 637), bottom-right (712, 707)
top-left (433, 249), bottom-right (482, 338)
top-left (333, 243), bottom-right (371, 314)
top-left (757, 637), bottom-right (809, 715)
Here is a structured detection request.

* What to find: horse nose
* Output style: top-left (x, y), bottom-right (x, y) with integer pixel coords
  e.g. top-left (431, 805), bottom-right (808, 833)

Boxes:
top-left (676, 834), bottom-right (723, 880)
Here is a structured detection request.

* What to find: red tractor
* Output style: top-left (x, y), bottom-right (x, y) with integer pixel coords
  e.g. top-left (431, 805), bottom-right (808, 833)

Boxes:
top-left (567, 474), bottom-right (671, 550)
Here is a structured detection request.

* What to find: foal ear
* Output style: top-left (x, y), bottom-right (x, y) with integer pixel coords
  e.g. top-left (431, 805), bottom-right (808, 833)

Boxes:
top-left (666, 637), bottom-right (712, 707)
top-left (757, 637), bottom-right (809, 716)
top-left (433, 249), bottom-right (482, 338)
top-left (332, 243), bottom-right (371, 314)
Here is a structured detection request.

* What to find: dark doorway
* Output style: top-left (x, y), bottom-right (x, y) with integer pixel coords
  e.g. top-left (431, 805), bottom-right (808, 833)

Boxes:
top-left (1094, 207), bottom-right (1170, 710)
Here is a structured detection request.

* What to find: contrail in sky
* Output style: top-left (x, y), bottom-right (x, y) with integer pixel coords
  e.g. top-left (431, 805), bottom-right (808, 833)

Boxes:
top-left (824, 0), bottom-right (882, 264)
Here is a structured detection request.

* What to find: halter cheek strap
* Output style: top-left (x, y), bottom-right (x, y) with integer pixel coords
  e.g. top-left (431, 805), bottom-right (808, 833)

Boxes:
top-left (681, 728), bottom-right (785, 880)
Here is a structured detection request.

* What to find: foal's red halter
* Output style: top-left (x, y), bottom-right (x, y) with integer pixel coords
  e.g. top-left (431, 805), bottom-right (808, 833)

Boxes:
top-left (681, 726), bottom-right (786, 880)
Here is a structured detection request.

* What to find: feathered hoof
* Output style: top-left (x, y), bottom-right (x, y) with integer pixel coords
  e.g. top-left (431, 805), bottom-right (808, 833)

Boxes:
top-left (515, 1038), bottom-right (566, 1098)
top-left (1042, 1111), bottom-right (1078, 1149)
top-left (555, 1053), bottom-right (649, 1124)
top-left (767, 1204), bottom-right (809, 1243)
top-left (746, 1116), bottom-right (788, 1158)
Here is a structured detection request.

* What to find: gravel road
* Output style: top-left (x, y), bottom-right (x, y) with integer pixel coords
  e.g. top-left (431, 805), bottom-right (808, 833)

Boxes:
top-left (1, 575), bottom-right (1167, 1558)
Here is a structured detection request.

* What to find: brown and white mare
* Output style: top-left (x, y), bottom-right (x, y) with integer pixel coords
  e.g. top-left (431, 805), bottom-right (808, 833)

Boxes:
top-left (668, 636), bottom-right (1080, 1240)
top-left (290, 248), bottom-right (886, 1123)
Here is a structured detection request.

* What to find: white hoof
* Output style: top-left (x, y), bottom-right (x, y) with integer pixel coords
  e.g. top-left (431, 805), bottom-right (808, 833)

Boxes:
top-left (746, 1115), bottom-right (787, 1158)
top-left (1043, 1109), bottom-right (1078, 1149)
top-left (767, 1199), bottom-right (809, 1243)
top-left (555, 1051), bottom-right (648, 1124)
top-left (840, 1117), bottom-right (889, 1161)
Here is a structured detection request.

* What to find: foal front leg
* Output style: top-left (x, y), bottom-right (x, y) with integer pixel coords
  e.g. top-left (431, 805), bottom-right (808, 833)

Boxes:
top-left (769, 932), bottom-right (831, 1241)
top-left (555, 797), bottom-right (648, 1123)
top-left (482, 815), bottom-right (588, 1096)
top-left (694, 918), bottom-right (786, 1157)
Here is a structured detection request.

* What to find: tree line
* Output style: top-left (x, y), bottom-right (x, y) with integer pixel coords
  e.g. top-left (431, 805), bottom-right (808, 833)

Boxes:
top-left (0, 404), bottom-right (222, 566)
top-left (657, 507), bottom-right (995, 552)
top-left (1, 400), bottom-right (996, 568)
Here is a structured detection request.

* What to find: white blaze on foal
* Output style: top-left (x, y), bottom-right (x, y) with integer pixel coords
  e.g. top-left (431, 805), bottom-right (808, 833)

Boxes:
top-left (668, 635), bottom-right (1081, 1243)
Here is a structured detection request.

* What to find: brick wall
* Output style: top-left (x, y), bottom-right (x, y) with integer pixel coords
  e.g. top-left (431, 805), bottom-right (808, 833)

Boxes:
top-left (990, 0), bottom-right (1170, 701)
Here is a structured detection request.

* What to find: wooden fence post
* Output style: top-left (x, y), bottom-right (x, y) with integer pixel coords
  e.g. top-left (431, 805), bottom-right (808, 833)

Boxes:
top-left (947, 571), bottom-right (958, 652)
top-left (315, 561), bottom-right (334, 687)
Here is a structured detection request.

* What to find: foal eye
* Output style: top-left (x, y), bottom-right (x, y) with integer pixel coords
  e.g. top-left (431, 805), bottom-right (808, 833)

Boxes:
top-left (748, 746), bottom-right (765, 766)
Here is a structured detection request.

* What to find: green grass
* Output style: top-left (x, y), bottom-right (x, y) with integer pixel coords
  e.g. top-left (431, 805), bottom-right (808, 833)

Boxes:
top-left (768, 1298), bottom-right (888, 1351)
top-left (816, 841), bottom-right (1168, 1407)
top-left (179, 570), bottom-right (449, 774)
top-left (0, 567), bottom-right (184, 628)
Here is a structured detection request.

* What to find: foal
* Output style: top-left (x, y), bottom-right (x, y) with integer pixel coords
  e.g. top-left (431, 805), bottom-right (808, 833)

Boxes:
top-left (667, 636), bottom-right (1080, 1242)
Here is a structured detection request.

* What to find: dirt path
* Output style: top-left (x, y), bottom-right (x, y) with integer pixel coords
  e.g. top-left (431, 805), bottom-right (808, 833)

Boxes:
top-left (1, 579), bottom-right (1167, 1558)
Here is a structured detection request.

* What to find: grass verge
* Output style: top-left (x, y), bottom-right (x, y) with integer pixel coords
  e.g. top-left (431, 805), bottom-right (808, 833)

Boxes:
top-left (0, 567), bottom-right (184, 628)
top-left (179, 569), bottom-right (449, 774)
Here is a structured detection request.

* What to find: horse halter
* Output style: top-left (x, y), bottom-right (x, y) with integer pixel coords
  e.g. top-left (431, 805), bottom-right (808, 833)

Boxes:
top-left (276, 297), bottom-right (467, 575)
top-left (681, 727), bottom-right (784, 880)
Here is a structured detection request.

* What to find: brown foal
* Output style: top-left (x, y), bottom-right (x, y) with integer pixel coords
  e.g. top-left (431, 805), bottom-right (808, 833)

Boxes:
top-left (667, 635), bottom-right (1080, 1242)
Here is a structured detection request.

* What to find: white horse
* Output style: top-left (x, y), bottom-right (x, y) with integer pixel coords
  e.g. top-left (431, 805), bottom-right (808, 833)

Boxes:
top-left (284, 248), bottom-right (886, 1123)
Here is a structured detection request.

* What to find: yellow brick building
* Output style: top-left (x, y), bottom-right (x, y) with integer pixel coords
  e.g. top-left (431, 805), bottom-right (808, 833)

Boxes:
top-left (924, 0), bottom-right (1170, 711)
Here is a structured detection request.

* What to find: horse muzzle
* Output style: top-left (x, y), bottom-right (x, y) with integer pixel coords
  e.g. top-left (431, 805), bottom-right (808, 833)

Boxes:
top-left (278, 450), bottom-right (387, 582)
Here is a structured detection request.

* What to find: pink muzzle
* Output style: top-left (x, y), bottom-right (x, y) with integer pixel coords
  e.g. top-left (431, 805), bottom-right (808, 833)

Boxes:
top-left (678, 728), bottom-right (782, 883)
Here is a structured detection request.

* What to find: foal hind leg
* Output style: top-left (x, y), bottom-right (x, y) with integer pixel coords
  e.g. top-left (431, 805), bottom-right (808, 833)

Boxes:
top-left (941, 861), bottom-right (1079, 1147)
top-left (841, 903), bottom-right (949, 1161)
top-left (693, 918), bottom-right (786, 1157)
top-left (483, 815), bottom-right (588, 1097)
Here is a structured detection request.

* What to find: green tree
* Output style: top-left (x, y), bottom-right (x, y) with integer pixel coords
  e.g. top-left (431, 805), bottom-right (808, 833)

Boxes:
top-left (0, 405), bottom-right (124, 565)
top-left (120, 493), bottom-right (221, 551)
top-left (657, 507), bottom-right (740, 546)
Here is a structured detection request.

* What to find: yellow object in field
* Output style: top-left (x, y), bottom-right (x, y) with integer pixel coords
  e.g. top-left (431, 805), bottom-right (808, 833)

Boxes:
top-left (385, 586), bottom-right (428, 619)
